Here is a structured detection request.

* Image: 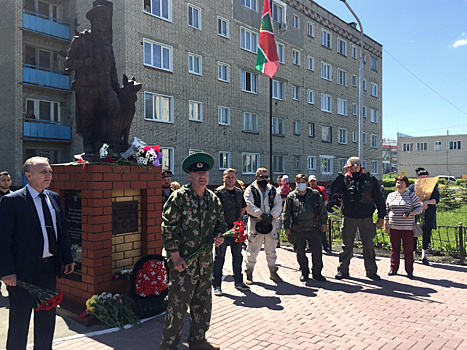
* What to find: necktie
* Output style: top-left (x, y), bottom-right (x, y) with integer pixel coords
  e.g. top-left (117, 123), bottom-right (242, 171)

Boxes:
top-left (39, 193), bottom-right (58, 256)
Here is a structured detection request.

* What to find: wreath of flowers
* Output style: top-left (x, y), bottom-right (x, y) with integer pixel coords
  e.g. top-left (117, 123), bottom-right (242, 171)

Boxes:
top-left (135, 260), bottom-right (168, 297)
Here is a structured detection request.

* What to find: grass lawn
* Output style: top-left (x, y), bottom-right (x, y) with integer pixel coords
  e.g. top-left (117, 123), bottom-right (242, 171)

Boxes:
top-left (436, 205), bottom-right (467, 226)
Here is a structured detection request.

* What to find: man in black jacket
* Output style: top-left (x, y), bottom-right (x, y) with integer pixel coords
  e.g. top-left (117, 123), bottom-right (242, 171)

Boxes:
top-left (331, 157), bottom-right (386, 281)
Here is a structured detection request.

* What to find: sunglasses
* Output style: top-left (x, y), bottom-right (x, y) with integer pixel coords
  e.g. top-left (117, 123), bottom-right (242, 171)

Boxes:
top-left (257, 175), bottom-right (269, 179)
top-left (351, 163), bottom-right (360, 167)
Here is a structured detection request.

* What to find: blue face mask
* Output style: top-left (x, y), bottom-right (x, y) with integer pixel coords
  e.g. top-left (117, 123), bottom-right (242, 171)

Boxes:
top-left (296, 183), bottom-right (307, 192)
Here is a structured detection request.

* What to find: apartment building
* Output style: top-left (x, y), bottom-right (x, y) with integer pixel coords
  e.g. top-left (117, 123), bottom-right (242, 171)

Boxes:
top-left (0, 0), bottom-right (383, 186)
top-left (397, 133), bottom-right (467, 178)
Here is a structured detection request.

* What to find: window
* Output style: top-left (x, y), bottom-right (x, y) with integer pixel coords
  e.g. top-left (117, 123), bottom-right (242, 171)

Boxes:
top-left (276, 43), bottom-right (284, 63)
top-left (218, 106), bottom-right (230, 125)
top-left (242, 112), bottom-right (259, 133)
top-left (217, 17), bottom-right (229, 38)
top-left (160, 147), bottom-right (174, 171)
top-left (371, 57), bottom-right (377, 71)
top-left (338, 158), bottom-right (347, 173)
top-left (25, 46), bottom-right (60, 70)
top-left (218, 62), bottom-right (230, 82)
top-left (292, 85), bottom-right (300, 100)
top-left (25, 98), bottom-right (60, 121)
top-left (363, 79), bottom-right (367, 91)
top-left (352, 45), bottom-right (358, 59)
top-left (321, 28), bottom-right (332, 48)
top-left (243, 152), bottom-right (260, 174)
top-left (292, 49), bottom-right (301, 66)
top-left (450, 141), bottom-right (462, 150)
top-left (371, 134), bottom-right (378, 148)
top-left (352, 131), bottom-right (358, 142)
top-left (308, 123), bottom-right (315, 137)
top-left (352, 75), bottom-right (358, 87)
top-left (272, 117), bottom-right (284, 136)
top-left (240, 28), bottom-right (257, 53)
top-left (293, 14), bottom-right (299, 28)
top-left (321, 62), bottom-right (332, 80)
top-left (322, 126), bottom-right (332, 143)
top-left (188, 53), bottom-right (202, 75)
top-left (371, 160), bottom-right (379, 174)
top-left (307, 156), bottom-right (316, 170)
top-left (187, 4), bottom-right (201, 29)
top-left (219, 151), bottom-right (231, 170)
top-left (321, 94), bottom-right (332, 112)
top-left (363, 106), bottom-right (367, 118)
top-left (272, 3), bottom-right (283, 23)
top-left (241, 70), bottom-right (258, 93)
top-left (272, 155), bottom-right (285, 173)
top-left (337, 69), bottom-right (347, 86)
top-left (144, 0), bottom-right (171, 21)
top-left (307, 56), bottom-right (314, 71)
top-left (371, 82), bottom-right (378, 97)
top-left (320, 156), bottom-right (333, 175)
top-left (143, 39), bottom-right (173, 71)
top-left (363, 132), bottom-right (367, 144)
top-left (307, 21), bottom-right (315, 37)
top-left (189, 100), bottom-right (202, 122)
top-left (294, 121), bottom-right (301, 135)
top-left (307, 90), bottom-right (315, 104)
top-left (337, 38), bottom-right (347, 56)
top-left (370, 109), bottom-right (379, 123)
top-left (144, 92), bottom-right (173, 122)
top-left (416, 142), bottom-right (427, 151)
top-left (362, 160), bottom-right (367, 169)
top-left (272, 80), bottom-right (284, 100)
top-left (337, 99), bottom-right (347, 116)
top-left (402, 143), bottom-right (413, 152)
top-left (293, 155), bottom-right (301, 170)
top-left (352, 103), bottom-right (358, 116)
top-left (338, 128), bottom-right (348, 144)
top-left (434, 141), bottom-right (442, 151)
top-left (241, 0), bottom-right (256, 11)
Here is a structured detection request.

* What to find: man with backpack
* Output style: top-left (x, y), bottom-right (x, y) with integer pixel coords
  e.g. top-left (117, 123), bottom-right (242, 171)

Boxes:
top-left (283, 174), bottom-right (328, 282)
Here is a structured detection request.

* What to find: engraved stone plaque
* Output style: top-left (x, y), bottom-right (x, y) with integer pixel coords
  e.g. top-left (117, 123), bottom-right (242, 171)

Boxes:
top-left (112, 200), bottom-right (138, 234)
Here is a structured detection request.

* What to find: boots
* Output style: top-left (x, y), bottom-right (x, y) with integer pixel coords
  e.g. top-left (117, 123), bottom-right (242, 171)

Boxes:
top-left (245, 269), bottom-right (253, 285)
top-left (269, 267), bottom-right (283, 283)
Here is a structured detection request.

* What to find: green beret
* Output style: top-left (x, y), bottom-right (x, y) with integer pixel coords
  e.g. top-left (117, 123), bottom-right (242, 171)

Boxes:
top-left (182, 152), bottom-right (214, 173)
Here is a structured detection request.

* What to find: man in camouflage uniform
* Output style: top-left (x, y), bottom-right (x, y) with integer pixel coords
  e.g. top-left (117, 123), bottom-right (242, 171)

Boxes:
top-left (160, 152), bottom-right (227, 350)
top-left (161, 169), bottom-right (174, 205)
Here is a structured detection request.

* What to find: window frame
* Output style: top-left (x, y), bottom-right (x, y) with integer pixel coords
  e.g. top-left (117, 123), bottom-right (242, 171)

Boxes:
top-left (276, 42), bottom-right (285, 64)
top-left (160, 147), bottom-right (175, 171)
top-left (371, 134), bottom-right (378, 148)
top-left (307, 89), bottom-right (315, 104)
top-left (189, 100), bottom-right (203, 122)
top-left (272, 155), bottom-right (285, 173)
top-left (352, 103), bottom-right (358, 116)
top-left (308, 123), bottom-right (315, 138)
top-left (337, 37), bottom-right (347, 56)
top-left (292, 49), bottom-right (301, 66)
top-left (217, 16), bottom-right (229, 38)
top-left (416, 142), bottom-right (427, 152)
top-left (242, 111), bottom-right (259, 133)
top-left (217, 61), bottom-right (230, 82)
top-left (307, 55), bottom-right (314, 71)
top-left (293, 121), bottom-right (301, 135)
top-left (307, 21), bottom-right (315, 37)
top-left (449, 141), bottom-right (462, 150)
top-left (187, 3), bottom-right (201, 30)
top-left (371, 82), bottom-right (378, 97)
top-left (242, 152), bottom-right (260, 175)
top-left (218, 106), bottom-right (230, 126)
top-left (143, 38), bottom-right (173, 72)
top-left (241, 0), bottom-right (257, 11)
top-left (337, 98), bottom-right (347, 116)
top-left (337, 69), bottom-right (347, 86)
top-left (320, 155), bottom-right (334, 175)
top-left (188, 52), bottom-right (202, 75)
top-left (272, 116), bottom-right (285, 136)
top-left (321, 94), bottom-right (332, 113)
top-left (144, 91), bottom-right (174, 123)
top-left (320, 28), bottom-right (332, 48)
top-left (307, 156), bottom-right (316, 170)
top-left (271, 2), bottom-right (284, 24)
top-left (144, 0), bottom-right (172, 22)
top-left (293, 14), bottom-right (299, 28)
top-left (240, 27), bottom-right (258, 53)
top-left (25, 98), bottom-right (61, 121)
top-left (338, 128), bottom-right (348, 144)
top-left (371, 160), bottom-right (379, 174)
top-left (219, 151), bottom-right (231, 170)
top-left (292, 85), bottom-right (300, 101)
top-left (272, 80), bottom-right (284, 100)
top-left (370, 108), bottom-right (379, 123)
top-left (434, 141), bottom-right (442, 151)
top-left (241, 70), bottom-right (258, 94)
top-left (321, 125), bottom-right (332, 143)
top-left (321, 61), bottom-right (332, 81)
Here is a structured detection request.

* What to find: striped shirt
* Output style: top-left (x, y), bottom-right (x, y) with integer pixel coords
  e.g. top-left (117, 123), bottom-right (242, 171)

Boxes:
top-left (385, 190), bottom-right (423, 230)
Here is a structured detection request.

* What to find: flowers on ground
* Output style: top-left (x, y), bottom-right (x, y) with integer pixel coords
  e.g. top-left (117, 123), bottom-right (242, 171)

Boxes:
top-left (135, 260), bottom-right (168, 297)
top-left (17, 281), bottom-right (63, 311)
top-left (80, 292), bottom-right (141, 329)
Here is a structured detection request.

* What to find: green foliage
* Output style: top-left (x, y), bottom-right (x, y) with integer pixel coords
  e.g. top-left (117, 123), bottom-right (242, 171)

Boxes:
top-left (437, 185), bottom-right (466, 212)
top-left (456, 179), bottom-right (467, 188)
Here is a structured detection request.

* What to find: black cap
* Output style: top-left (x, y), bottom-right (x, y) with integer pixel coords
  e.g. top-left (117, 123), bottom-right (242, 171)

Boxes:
top-left (86, 5), bottom-right (111, 22)
top-left (162, 169), bottom-right (173, 178)
top-left (182, 152), bottom-right (214, 173)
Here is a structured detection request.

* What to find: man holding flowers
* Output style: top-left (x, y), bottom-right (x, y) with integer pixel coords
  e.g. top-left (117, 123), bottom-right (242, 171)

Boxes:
top-left (160, 152), bottom-right (227, 350)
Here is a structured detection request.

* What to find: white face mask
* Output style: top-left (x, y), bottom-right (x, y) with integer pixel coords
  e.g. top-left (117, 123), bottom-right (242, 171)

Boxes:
top-left (296, 183), bottom-right (307, 192)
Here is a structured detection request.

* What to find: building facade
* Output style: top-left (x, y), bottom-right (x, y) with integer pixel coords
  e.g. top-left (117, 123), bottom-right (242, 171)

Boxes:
top-left (397, 133), bottom-right (467, 178)
top-left (0, 0), bottom-right (383, 186)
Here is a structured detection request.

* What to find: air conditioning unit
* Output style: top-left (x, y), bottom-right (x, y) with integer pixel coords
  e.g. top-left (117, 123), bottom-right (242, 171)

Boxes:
top-left (278, 22), bottom-right (288, 32)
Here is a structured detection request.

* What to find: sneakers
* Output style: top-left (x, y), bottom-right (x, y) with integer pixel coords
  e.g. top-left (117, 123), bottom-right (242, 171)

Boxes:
top-left (189, 341), bottom-right (220, 350)
top-left (366, 273), bottom-right (381, 281)
top-left (422, 258), bottom-right (430, 266)
top-left (313, 274), bottom-right (327, 282)
top-left (388, 269), bottom-right (397, 276)
top-left (213, 287), bottom-right (222, 296)
top-left (300, 274), bottom-right (308, 282)
top-left (234, 282), bottom-right (250, 291)
top-left (335, 271), bottom-right (350, 280)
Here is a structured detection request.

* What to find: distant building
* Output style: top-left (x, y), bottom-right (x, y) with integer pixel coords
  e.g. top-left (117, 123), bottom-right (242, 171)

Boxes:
top-left (397, 133), bottom-right (467, 178)
top-left (382, 138), bottom-right (397, 174)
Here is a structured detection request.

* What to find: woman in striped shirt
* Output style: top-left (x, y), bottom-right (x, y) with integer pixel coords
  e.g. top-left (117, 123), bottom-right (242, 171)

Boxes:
top-left (384, 176), bottom-right (423, 278)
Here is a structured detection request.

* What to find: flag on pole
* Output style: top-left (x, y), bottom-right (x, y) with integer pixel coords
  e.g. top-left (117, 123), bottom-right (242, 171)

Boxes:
top-left (256, 0), bottom-right (279, 78)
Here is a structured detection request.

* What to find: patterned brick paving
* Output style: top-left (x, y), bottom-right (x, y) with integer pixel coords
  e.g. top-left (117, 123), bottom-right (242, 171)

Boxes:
top-left (34, 247), bottom-right (467, 349)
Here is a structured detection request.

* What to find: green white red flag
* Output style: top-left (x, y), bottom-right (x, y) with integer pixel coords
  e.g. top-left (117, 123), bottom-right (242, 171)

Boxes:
top-left (256, 0), bottom-right (279, 78)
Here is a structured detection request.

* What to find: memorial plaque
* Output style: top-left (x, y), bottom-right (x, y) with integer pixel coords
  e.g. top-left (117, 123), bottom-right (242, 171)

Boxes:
top-left (112, 201), bottom-right (138, 234)
top-left (65, 190), bottom-right (82, 281)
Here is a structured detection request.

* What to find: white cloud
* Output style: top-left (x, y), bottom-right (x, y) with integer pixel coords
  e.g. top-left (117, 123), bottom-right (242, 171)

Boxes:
top-left (451, 32), bottom-right (467, 48)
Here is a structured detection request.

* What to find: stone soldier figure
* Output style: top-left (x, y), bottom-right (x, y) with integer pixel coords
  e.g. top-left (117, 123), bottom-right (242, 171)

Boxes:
top-left (161, 169), bottom-right (174, 206)
top-left (160, 152), bottom-right (227, 350)
top-left (65, 5), bottom-right (122, 155)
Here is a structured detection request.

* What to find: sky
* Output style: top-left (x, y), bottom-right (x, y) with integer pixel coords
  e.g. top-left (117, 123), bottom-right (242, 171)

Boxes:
top-left (315, 0), bottom-right (467, 140)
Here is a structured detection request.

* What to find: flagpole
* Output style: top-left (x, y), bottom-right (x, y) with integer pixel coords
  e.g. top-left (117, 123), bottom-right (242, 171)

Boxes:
top-left (269, 0), bottom-right (273, 175)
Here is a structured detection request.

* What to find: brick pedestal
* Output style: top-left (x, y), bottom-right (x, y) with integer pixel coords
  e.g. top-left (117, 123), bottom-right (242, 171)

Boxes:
top-left (51, 163), bottom-right (163, 307)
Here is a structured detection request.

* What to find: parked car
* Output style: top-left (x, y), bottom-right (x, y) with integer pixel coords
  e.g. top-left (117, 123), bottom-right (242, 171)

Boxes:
top-left (437, 175), bottom-right (456, 182)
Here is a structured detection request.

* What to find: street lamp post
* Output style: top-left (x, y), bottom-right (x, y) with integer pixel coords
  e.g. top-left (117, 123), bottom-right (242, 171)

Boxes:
top-left (340, 0), bottom-right (364, 161)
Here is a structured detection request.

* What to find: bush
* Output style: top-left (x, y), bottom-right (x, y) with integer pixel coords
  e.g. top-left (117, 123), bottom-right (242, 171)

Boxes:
top-left (456, 179), bottom-right (467, 187)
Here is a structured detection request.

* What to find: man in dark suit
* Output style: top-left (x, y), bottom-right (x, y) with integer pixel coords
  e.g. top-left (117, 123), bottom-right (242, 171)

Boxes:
top-left (0, 156), bottom-right (75, 350)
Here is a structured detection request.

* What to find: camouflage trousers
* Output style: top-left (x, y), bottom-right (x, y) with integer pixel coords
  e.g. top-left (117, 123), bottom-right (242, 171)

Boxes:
top-left (159, 259), bottom-right (213, 350)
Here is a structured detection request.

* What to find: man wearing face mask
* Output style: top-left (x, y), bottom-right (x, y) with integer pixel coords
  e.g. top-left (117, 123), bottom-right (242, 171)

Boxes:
top-left (244, 168), bottom-right (283, 284)
top-left (331, 157), bottom-right (386, 281)
top-left (283, 174), bottom-right (328, 282)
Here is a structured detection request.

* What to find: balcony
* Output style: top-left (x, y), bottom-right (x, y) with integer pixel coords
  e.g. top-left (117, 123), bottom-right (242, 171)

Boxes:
top-left (22, 10), bottom-right (70, 41)
top-left (23, 64), bottom-right (71, 91)
top-left (23, 118), bottom-right (72, 142)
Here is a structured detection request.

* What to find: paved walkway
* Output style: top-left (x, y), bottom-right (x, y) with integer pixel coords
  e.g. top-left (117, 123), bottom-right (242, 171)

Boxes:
top-left (3, 246), bottom-right (467, 350)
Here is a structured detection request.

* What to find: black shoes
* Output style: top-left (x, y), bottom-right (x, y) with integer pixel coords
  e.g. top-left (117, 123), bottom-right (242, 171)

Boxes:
top-left (407, 271), bottom-right (414, 279)
top-left (235, 282), bottom-right (250, 291)
top-left (422, 258), bottom-right (430, 266)
top-left (335, 271), bottom-right (350, 280)
top-left (366, 273), bottom-right (381, 281)
top-left (388, 269), bottom-right (397, 276)
top-left (300, 274), bottom-right (308, 282)
top-left (313, 274), bottom-right (327, 282)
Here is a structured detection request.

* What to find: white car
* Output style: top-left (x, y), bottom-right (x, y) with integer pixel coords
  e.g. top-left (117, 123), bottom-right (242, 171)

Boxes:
top-left (437, 175), bottom-right (456, 182)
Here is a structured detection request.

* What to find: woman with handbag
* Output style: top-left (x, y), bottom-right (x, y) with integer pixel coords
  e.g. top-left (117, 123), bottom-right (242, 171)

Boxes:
top-left (384, 176), bottom-right (423, 278)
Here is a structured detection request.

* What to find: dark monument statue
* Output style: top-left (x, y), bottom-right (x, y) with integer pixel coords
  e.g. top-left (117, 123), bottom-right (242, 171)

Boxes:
top-left (65, 2), bottom-right (141, 156)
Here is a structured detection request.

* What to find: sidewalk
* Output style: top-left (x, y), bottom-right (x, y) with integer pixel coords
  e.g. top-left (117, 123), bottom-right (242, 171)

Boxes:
top-left (3, 246), bottom-right (467, 349)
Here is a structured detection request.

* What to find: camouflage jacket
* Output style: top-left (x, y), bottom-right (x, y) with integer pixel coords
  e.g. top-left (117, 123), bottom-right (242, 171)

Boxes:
top-left (162, 188), bottom-right (174, 206)
top-left (162, 184), bottom-right (227, 265)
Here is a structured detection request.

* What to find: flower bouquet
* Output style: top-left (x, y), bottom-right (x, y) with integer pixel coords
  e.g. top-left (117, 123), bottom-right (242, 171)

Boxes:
top-left (17, 281), bottom-right (63, 311)
top-left (80, 292), bottom-right (141, 329)
top-left (135, 260), bottom-right (168, 297)
top-left (134, 145), bottom-right (163, 166)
